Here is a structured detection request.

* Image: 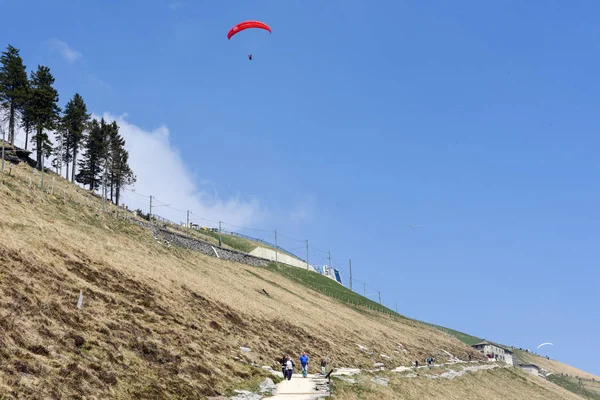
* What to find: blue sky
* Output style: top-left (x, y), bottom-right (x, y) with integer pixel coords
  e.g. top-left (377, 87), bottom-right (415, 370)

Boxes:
top-left (2, 1), bottom-right (599, 374)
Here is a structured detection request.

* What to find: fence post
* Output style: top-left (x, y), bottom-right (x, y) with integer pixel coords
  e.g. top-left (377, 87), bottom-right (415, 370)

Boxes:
top-left (306, 240), bottom-right (309, 270)
top-left (274, 230), bottom-right (278, 263)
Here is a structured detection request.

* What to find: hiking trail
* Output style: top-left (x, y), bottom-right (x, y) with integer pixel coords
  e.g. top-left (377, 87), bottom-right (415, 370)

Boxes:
top-left (264, 373), bottom-right (329, 400)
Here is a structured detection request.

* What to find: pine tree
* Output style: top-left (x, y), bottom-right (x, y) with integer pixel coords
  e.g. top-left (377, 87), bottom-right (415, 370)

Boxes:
top-left (63, 93), bottom-right (90, 182)
top-left (106, 121), bottom-right (135, 205)
top-left (112, 149), bottom-right (136, 205)
top-left (76, 118), bottom-right (108, 190)
top-left (0, 45), bottom-right (29, 145)
top-left (29, 65), bottom-right (60, 169)
top-left (20, 81), bottom-right (33, 150)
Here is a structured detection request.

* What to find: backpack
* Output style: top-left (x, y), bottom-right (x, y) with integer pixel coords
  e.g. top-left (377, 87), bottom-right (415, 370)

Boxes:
top-left (286, 360), bottom-right (293, 370)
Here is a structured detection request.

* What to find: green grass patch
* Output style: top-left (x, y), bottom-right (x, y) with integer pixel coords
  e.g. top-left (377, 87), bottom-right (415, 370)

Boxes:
top-left (258, 262), bottom-right (484, 347)
top-left (261, 262), bottom-right (403, 317)
top-left (198, 230), bottom-right (259, 253)
top-left (422, 323), bottom-right (483, 346)
top-left (548, 374), bottom-right (600, 399)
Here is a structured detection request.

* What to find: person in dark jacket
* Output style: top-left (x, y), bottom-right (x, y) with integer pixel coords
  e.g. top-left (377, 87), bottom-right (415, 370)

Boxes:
top-left (279, 354), bottom-right (287, 377)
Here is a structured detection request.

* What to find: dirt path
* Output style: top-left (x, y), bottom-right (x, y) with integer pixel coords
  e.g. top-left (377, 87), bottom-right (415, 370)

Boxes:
top-left (264, 373), bottom-right (329, 400)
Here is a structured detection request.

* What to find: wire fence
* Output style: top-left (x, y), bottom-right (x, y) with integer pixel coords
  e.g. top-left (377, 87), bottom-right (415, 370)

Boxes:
top-left (0, 145), bottom-right (398, 315)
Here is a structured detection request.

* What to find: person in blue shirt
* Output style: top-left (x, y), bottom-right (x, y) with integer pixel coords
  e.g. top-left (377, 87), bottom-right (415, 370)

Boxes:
top-left (299, 352), bottom-right (309, 378)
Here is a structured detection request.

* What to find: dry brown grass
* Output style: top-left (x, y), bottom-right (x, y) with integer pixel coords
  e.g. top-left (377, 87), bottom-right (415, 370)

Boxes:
top-left (0, 163), bottom-right (593, 399)
top-left (332, 367), bottom-right (585, 399)
top-left (515, 350), bottom-right (599, 381)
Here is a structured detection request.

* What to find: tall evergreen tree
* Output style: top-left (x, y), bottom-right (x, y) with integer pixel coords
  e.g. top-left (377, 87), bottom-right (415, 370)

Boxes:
top-left (29, 65), bottom-right (60, 169)
top-left (20, 81), bottom-right (33, 150)
top-left (0, 45), bottom-right (28, 145)
top-left (76, 118), bottom-right (108, 190)
top-left (112, 148), bottom-right (136, 206)
top-left (106, 121), bottom-right (135, 204)
top-left (63, 93), bottom-right (90, 182)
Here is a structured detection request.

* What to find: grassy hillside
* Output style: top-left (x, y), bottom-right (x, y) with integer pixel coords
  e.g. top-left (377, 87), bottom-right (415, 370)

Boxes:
top-left (514, 350), bottom-right (599, 381)
top-left (0, 162), bottom-right (593, 399)
top-left (260, 262), bottom-right (484, 346)
top-left (547, 375), bottom-right (600, 400)
top-left (331, 367), bottom-right (585, 400)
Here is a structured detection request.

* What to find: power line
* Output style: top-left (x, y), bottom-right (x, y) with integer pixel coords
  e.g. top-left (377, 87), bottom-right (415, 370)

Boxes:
top-left (222, 221), bottom-right (272, 233)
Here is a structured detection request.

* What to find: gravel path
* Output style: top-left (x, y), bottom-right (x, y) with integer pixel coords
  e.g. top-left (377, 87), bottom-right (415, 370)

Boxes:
top-left (264, 374), bottom-right (329, 400)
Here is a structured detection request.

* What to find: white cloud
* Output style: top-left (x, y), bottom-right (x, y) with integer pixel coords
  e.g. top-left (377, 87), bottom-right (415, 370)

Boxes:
top-left (94, 113), bottom-right (266, 228)
top-left (289, 195), bottom-right (317, 225)
top-left (48, 39), bottom-right (82, 63)
top-left (6, 112), bottom-right (265, 228)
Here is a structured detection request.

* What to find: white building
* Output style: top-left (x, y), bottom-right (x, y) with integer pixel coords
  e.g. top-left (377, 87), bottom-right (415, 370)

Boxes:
top-left (518, 364), bottom-right (542, 377)
top-left (322, 265), bottom-right (342, 285)
top-left (471, 341), bottom-right (514, 365)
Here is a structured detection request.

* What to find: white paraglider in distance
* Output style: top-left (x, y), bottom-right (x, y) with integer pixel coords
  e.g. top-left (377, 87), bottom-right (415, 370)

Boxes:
top-left (536, 342), bottom-right (554, 351)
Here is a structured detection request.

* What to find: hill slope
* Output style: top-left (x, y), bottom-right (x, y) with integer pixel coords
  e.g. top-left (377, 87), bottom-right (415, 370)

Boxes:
top-left (514, 350), bottom-right (599, 381)
top-left (0, 163), bottom-right (591, 399)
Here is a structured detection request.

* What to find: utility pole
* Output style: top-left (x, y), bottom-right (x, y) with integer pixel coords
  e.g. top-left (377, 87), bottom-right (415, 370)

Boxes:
top-left (149, 195), bottom-right (153, 218)
top-left (1, 124), bottom-right (5, 173)
top-left (186, 210), bottom-right (190, 228)
top-left (328, 250), bottom-right (331, 268)
top-left (306, 240), bottom-right (309, 270)
top-left (378, 291), bottom-right (382, 305)
top-left (219, 221), bottom-right (223, 248)
top-left (349, 259), bottom-right (353, 291)
top-left (274, 230), bottom-right (278, 263)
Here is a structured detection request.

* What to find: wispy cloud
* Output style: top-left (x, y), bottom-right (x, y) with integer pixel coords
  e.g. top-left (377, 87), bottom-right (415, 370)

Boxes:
top-left (289, 195), bottom-right (317, 225)
top-left (48, 39), bottom-right (82, 63)
top-left (94, 112), bottom-right (266, 228)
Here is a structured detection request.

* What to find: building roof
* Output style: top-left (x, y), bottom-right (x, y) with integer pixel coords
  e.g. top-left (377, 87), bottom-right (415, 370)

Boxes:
top-left (518, 364), bottom-right (540, 370)
top-left (471, 341), bottom-right (513, 353)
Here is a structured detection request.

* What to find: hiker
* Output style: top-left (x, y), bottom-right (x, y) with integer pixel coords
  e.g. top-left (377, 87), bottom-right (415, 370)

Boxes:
top-left (299, 352), bottom-right (309, 378)
top-left (468, 354), bottom-right (472, 361)
top-left (285, 357), bottom-right (295, 381)
top-left (415, 360), bottom-right (419, 368)
top-left (279, 354), bottom-right (287, 377)
top-left (320, 357), bottom-right (327, 375)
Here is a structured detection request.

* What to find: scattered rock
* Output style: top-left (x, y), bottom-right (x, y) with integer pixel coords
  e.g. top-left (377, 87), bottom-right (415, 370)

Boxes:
top-left (332, 368), bottom-right (361, 376)
top-left (373, 362), bottom-right (384, 368)
top-left (371, 376), bottom-right (389, 387)
top-left (337, 376), bottom-right (357, 384)
top-left (356, 344), bottom-right (368, 351)
top-left (380, 354), bottom-right (391, 360)
top-left (240, 346), bottom-right (252, 353)
top-left (259, 378), bottom-right (276, 393)
top-left (231, 390), bottom-right (261, 400)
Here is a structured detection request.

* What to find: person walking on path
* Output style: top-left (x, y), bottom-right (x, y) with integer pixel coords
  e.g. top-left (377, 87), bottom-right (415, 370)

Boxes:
top-left (285, 357), bottom-right (295, 381)
top-left (299, 352), bottom-right (309, 378)
top-left (320, 357), bottom-right (327, 375)
top-left (279, 354), bottom-right (287, 377)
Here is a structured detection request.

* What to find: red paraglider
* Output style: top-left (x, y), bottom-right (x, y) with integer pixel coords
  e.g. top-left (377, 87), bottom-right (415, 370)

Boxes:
top-left (227, 20), bottom-right (272, 40)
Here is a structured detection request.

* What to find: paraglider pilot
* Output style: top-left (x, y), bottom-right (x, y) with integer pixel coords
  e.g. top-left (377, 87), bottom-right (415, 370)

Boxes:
top-left (248, 54), bottom-right (253, 60)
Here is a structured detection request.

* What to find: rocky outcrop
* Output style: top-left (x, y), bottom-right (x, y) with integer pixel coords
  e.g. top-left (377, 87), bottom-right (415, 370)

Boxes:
top-left (1, 143), bottom-right (36, 168)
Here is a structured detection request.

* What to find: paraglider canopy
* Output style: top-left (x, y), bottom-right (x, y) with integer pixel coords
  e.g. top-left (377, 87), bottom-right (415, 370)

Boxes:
top-left (536, 343), bottom-right (554, 351)
top-left (227, 20), bottom-right (272, 40)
